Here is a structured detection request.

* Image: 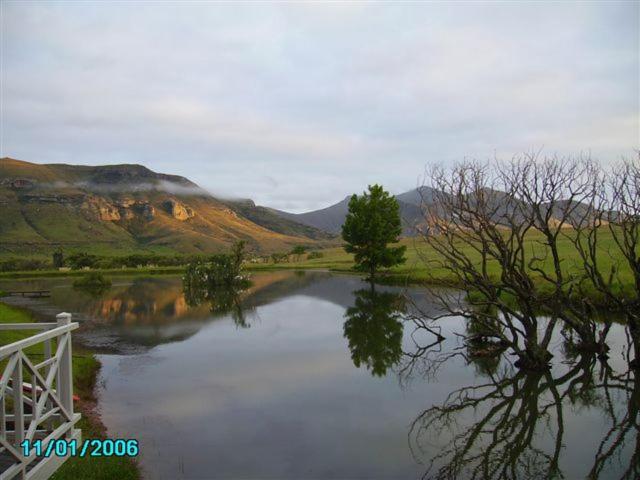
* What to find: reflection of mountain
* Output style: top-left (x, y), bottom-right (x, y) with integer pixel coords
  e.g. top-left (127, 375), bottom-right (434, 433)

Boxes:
top-left (87, 273), bottom-right (318, 326)
top-left (74, 277), bottom-right (208, 327)
top-left (78, 272), bottom-right (352, 352)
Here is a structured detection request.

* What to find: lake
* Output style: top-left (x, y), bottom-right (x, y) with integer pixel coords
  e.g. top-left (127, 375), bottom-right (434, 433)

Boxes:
top-left (0, 271), bottom-right (637, 479)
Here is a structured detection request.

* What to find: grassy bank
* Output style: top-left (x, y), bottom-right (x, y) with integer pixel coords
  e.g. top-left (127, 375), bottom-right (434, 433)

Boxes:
top-left (0, 303), bottom-right (140, 480)
top-left (251, 229), bottom-right (637, 298)
top-left (0, 265), bottom-right (184, 279)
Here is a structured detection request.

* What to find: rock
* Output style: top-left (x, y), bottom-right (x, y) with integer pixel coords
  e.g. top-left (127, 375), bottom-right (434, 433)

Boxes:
top-left (115, 199), bottom-right (136, 208)
top-left (21, 193), bottom-right (84, 204)
top-left (163, 199), bottom-right (195, 221)
top-left (9, 178), bottom-right (34, 189)
top-left (119, 208), bottom-right (136, 220)
top-left (99, 204), bottom-right (121, 221)
top-left (138, 202), bottom-right (155, 220)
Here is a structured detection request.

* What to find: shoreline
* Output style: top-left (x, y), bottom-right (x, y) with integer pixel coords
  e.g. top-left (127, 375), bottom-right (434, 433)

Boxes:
top-left (0, 302), bottom-right (141, 480)
top-left (1, 260), bottom-right (633, 312)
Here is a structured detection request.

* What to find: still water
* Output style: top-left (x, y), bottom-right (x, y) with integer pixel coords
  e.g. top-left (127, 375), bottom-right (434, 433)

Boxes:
top-left (1, 272), bottom-right (637, 479)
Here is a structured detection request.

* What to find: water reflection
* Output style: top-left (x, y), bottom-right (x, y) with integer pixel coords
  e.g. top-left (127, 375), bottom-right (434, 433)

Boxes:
top-left (1, 272), bottom-right (637, 479)
top-left (343, 285), bottom-right (406, 376)
top-left (409, 350), bottom-right (639, 480)
top-left (465, 316), bottom-right (508, 377)
top-left (183, 276), bottom-right (253, 328)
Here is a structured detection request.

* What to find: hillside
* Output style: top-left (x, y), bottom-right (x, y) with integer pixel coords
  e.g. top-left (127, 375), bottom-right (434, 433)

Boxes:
top-left (0, 158), bottom-right (328, 257)
top-left (273, 196), bottom-right (352, 235)
top-left (222, 199), bottom-right (335, 240)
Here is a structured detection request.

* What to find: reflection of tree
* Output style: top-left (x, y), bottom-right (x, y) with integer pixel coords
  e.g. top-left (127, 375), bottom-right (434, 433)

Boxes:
top-left (343, 285), bottom-right (406, 376)
top-left (409, 352), bottom-right (639, 480)
top-left (465, 315), bottom-right (508, 377)
top-left (183, 275), bottom-right (253, 328)
top-left (589, 368), bottom-right (639, 480)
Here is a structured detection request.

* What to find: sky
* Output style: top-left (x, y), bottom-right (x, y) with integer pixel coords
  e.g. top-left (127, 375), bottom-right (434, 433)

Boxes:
top-left (1, 1), bottom-right (638, 213)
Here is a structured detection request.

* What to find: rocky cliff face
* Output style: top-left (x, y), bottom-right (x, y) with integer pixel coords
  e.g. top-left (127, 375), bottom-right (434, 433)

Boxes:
top-left (98, 202), bottom-right (121, 221)
top-left (163, 199), bottom-right (195, 221)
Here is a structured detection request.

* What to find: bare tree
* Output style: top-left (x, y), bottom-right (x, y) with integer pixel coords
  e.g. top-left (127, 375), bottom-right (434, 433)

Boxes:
top-left (570, 155), bottom-right (640, 368)
top-left (418, 155), bottom-right (617, 370)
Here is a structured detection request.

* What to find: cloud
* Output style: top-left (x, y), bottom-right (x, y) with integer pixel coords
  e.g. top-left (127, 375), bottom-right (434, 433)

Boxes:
top-left (33, 179), bottom-right (208, 196)
top-left (1, 1), bottom-right (637, 212)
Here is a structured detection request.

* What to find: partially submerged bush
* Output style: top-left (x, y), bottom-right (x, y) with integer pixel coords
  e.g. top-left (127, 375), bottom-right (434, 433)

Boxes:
top-left (182, 241), bottom-right (253, 327)
top-left (73, 272), bottom-right (112, 293)
top-left (183, 241), bottom-right (250, 290)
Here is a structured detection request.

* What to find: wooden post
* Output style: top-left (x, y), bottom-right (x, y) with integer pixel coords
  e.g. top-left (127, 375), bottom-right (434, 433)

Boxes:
top-left (12, 352), bottom-right (24, 450)
top-left (56, 313), bottom-right (73, 437)
top-left (44, 338), bottom-right (53, 431)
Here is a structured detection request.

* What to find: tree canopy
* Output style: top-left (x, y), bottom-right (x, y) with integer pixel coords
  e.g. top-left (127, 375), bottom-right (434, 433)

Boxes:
top-left (341, 184), bottom-right (406, 280)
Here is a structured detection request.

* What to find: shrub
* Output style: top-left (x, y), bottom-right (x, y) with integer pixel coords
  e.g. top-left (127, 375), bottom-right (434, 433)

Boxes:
top-left (183, 241), bottom-right (249, 290)
top-left (73, 272), bottom-right (112, 293)
top-left (66, 253), bottom-right (99, 270)
top-left (0, 258), bottom-right (51, 272)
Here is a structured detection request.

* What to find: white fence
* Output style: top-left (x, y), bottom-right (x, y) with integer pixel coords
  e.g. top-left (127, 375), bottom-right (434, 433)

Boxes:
top-left (0, 313), bottom-right (81, 480)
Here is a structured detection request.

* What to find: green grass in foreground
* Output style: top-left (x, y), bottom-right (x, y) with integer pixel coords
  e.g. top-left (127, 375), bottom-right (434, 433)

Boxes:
top-left (0, 303), bottom-right (140, 480)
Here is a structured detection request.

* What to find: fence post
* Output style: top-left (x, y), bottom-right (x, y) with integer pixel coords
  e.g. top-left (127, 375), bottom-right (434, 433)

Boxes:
top-left (12, 352), bottom-right (24, 451)
top-left (56, 313), bottom-right (74, 436)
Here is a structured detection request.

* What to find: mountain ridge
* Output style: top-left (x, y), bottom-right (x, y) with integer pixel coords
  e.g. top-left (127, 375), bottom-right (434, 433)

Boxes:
top-left (271, 187), bottom-right (436, 235)
top-left (0, 157), bottom-right (333, 257)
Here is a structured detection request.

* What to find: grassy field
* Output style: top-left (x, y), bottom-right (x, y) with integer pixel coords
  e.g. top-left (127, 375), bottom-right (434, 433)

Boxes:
top-left (0, 303), bottom-right (140, 480)
top-left (1, 228), bottom-right (636, 301)
top-left (252, 228), bottom-right (637, 298)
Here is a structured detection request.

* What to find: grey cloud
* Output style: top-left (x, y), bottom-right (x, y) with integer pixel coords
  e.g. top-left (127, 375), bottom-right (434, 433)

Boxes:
top-left (1, 1), bottom-right (637, 212)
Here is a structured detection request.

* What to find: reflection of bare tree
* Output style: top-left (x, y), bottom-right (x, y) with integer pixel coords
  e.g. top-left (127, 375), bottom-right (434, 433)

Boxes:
top-left (409, 352), bottom-right (638, 480)
top-left (589, 368), bottom-right (639, 480)
top-left (183, 276), bottom-right (254, 328)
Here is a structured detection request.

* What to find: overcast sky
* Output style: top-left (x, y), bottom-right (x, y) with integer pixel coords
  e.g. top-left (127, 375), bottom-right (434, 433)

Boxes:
top-left (1, 1), bottom-right (638, 212)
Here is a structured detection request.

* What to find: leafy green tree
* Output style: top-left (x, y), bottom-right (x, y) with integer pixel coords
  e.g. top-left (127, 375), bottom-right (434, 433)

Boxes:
top-left (52, 250), bottom-right (64, 269)
top-left (290, 245), bottom-right (307, 261)
top-left (66, 252), bottom-right (98, 270)
top-left (342, 184), bottom-right (406, 280)
top-left (231, 240), bottom-right (247, 272)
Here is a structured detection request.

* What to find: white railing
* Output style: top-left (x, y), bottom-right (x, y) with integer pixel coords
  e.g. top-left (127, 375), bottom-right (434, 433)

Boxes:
top-left (0, 313), bottom-right (81, 480)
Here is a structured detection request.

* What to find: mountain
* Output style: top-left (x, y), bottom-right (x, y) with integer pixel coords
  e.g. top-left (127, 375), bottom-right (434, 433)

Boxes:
top-left (273, 196), bottom-right (352, 235)
top-left (272, 186), bottom-right (437, 236)
top-left (0, 158), bottom-right (330, 257)
top-left (395, 186), bottom-right (438, 206)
